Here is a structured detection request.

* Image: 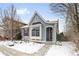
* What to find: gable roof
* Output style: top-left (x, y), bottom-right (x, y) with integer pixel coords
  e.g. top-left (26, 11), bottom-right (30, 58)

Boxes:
top-left (29, 11), bottom-right (46, 25)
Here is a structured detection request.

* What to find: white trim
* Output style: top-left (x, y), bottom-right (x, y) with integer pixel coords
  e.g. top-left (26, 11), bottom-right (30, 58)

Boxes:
top-left (53, 24), bottom-right (57, 43)
top-left (45, 25), bottom-right (54, 42)
top-left (29, 24), bottom-right (42, 41)
top-left (29, 24), bottom-right (41, 27)
top-left (45, 25), bottom-right (54, 28)
top-left (44, 26), bottom-right (52, 42)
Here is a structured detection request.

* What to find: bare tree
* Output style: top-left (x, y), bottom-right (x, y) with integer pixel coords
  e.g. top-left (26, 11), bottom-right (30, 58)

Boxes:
top-left (49, 3), bottom-right (79, 49)
top-left (49, 3), bottom-right (79, 33)
top-left (0, 4), bottom-right (21, 40)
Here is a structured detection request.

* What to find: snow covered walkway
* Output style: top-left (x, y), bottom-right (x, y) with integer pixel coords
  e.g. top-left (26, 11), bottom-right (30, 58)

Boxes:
top-left (0, 44), bottom-right (50, 56)
top-left (33, 45), bottom-right (51, 56)
top-left (0, 41), bottom-right (77, 56)
top-left (46, 42), bottom-right (77, 56)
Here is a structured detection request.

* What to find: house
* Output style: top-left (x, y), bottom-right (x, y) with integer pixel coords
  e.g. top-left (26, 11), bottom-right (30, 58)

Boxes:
top-left (21, 12), bottom-right (59, 43)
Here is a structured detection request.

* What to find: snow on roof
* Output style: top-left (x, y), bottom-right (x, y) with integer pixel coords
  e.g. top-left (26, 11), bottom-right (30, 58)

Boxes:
top-left (21, 25), bottom-right (29, 28)
top-left (46, 20), bottom-right (58, 24)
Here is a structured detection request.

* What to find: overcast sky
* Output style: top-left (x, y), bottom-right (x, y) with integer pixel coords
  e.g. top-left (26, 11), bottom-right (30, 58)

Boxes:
top-left (0, 3), bottom-right (65, 32)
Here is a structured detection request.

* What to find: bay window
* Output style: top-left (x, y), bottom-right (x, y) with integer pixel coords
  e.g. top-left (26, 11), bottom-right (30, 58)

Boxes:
top-left (32, 27), bottom-right (40, 36)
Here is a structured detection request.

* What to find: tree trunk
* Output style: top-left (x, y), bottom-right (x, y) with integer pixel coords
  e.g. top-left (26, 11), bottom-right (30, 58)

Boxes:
top-left (74, 4), bottom-right (79, 32)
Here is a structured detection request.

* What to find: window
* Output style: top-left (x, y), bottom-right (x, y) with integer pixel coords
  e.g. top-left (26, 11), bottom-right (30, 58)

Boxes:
top-left (32, 28), bottom-right (36, 36)
top-left (23, 28), bottom-right (29, 36)
top-left (32, 27), bottom-right (40, 36)
top-left (36, 27), bottom-right (40, 36)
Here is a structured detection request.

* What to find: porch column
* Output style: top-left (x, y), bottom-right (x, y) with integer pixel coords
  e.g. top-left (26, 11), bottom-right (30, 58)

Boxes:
top-left (40, 25), bottom-right (42, 41)
top-left (29, 26), bottom-right (32, 41)
top-left (53, 24), bottom-right (57, 44)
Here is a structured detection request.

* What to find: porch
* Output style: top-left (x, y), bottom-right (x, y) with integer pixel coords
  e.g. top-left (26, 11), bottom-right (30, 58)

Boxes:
top-left (21, 24), bottom-right (56, 42)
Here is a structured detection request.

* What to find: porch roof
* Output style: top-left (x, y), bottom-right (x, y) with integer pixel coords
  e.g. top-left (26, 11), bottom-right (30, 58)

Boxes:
top-left (21, 25), bottom-right (29, 28)
top-left (46, 20), bottom-right (58, 24)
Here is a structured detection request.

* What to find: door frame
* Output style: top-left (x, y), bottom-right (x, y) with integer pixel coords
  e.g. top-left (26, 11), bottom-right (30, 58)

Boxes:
top-left (46, 27), bottom-right (53, 41)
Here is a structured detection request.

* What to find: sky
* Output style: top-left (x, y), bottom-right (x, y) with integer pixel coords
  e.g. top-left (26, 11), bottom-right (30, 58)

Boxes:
top-left (0, 3), bottom-right (65, 32)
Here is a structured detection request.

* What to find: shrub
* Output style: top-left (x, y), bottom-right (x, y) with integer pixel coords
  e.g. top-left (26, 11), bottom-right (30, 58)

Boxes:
top-left (15, 32), bottom-right (22, 40)
top-left (57, 32), bottom-right (68, 41)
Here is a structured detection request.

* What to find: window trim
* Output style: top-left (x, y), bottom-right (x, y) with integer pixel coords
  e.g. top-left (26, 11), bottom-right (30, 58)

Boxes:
top-left (32, 22), bottom-right (41, 25)
top-left (32, 27), bottom-right (40, 36)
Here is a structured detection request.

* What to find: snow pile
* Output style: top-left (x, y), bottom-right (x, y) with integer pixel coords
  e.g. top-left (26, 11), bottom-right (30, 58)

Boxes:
top-left (0, 41), bottom-right (5, 45)
top-left (0, 41), bottom-right (13, 45)
top-left (5, 41), bottom-right (14, 46)
top-left (0, 41), bottom-right (77, 56)
top-left (46, 42), bottom-right (76, 56)
top-left (6, 42), bottom-right (45, 54)
top-left (0, 52), bottom-right (5, 56)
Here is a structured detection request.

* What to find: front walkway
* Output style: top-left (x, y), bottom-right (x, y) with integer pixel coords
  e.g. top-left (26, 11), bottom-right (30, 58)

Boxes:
top-left (0, 45), bottom-right (51, 56)
top-left (33, 45), bottom-right (51, 56)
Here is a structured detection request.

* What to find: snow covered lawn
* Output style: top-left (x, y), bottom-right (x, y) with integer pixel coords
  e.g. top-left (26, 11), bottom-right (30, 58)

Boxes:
top-left (4, 41), bottom-right (45, 54)
top-left (0, 41), bottom-right (78, 56)
top-left (46, 42), bottom-right (77, 56)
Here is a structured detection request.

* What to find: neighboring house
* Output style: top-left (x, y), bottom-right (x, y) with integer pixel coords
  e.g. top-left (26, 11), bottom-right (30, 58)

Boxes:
top-left (3, 17), bottom-right (27, 39)
top-left (21, 12), bottom-right (59, 43)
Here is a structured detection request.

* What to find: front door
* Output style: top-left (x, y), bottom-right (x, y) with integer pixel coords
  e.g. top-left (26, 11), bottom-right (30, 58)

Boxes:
top-left (46, 27), bottom-right (52, 41)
